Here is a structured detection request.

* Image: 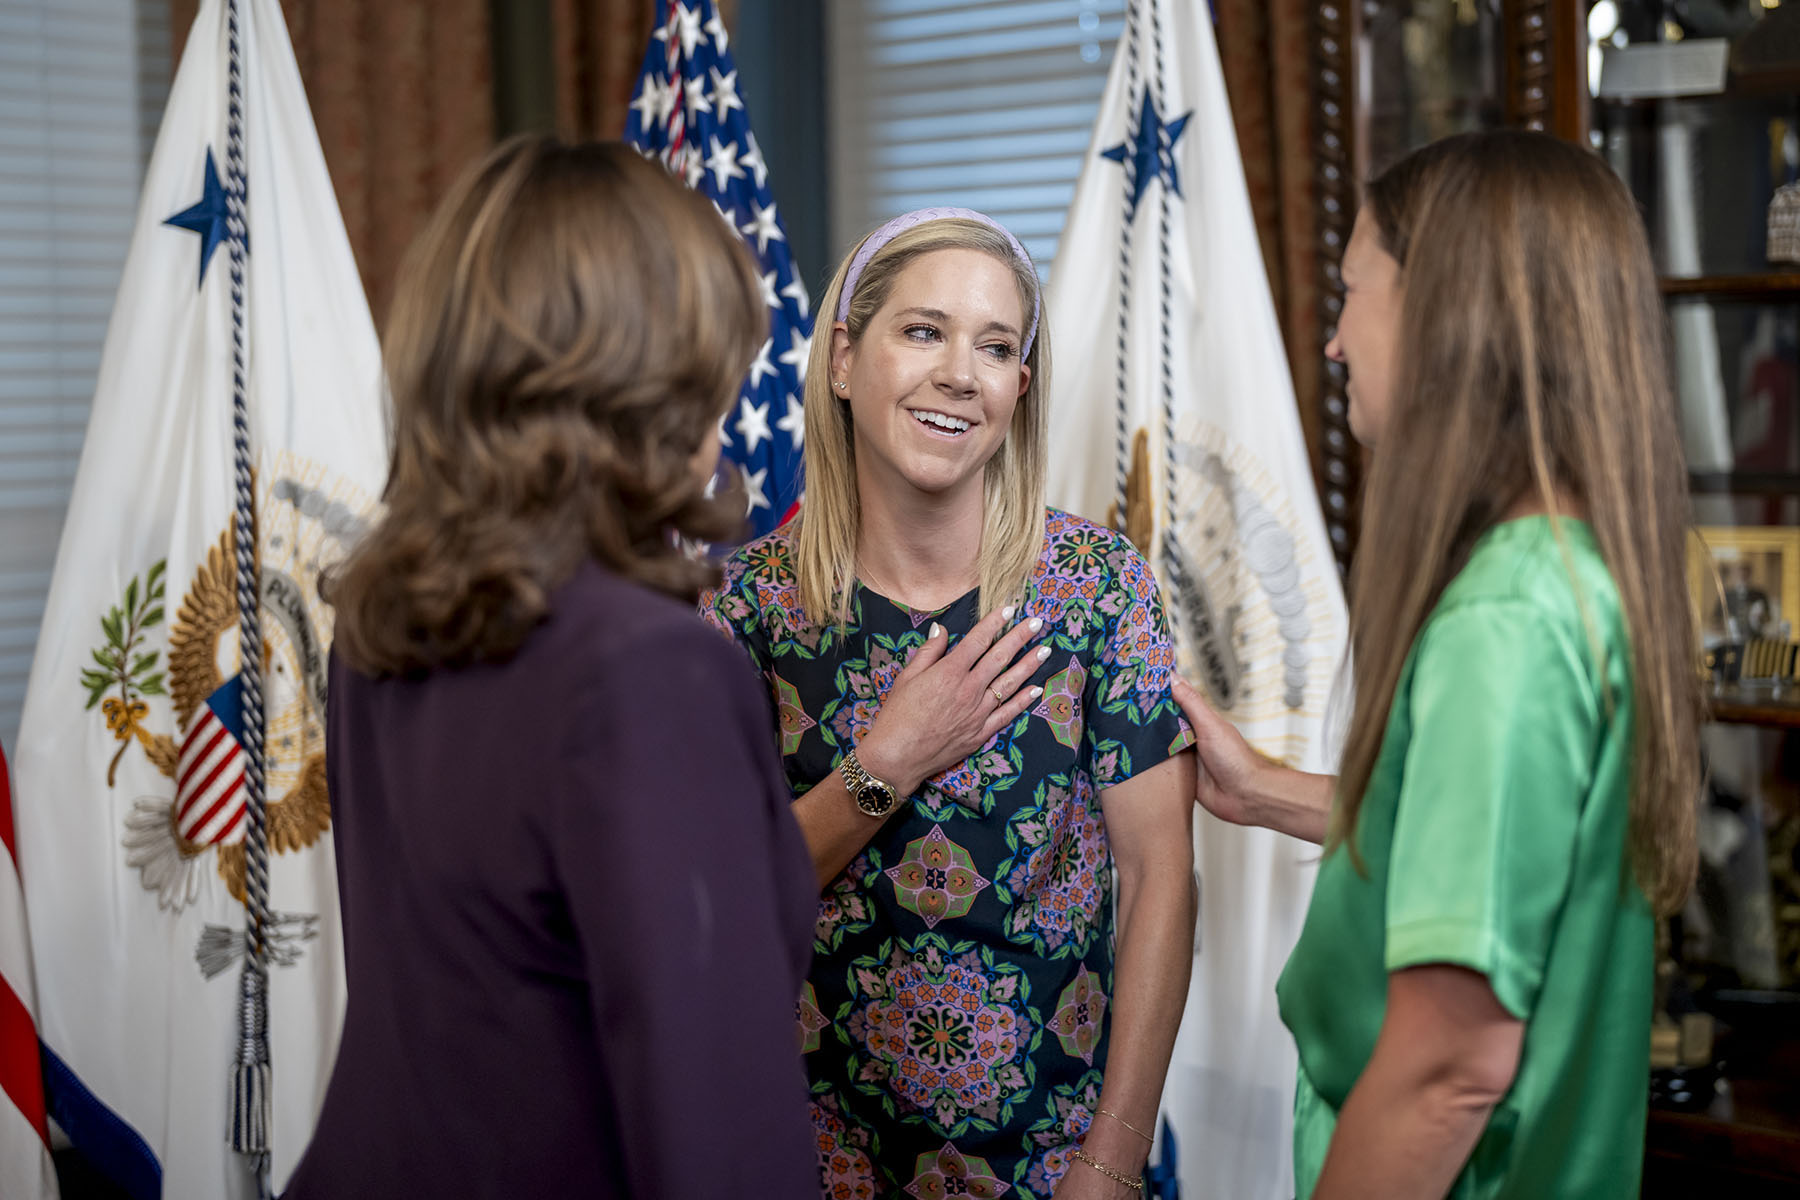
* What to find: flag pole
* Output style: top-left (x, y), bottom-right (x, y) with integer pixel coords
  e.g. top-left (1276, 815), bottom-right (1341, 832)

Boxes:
top-left (222, 0), bottom-right (273, 1190)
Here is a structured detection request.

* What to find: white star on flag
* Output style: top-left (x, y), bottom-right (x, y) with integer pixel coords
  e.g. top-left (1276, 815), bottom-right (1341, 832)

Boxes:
top-left (776, 394), bottom-right (805, 448)
top-left (743, 465), bottom-right (770, 513)
top-left (741, 202), bottom-right (785, 254)
top-left (780, 277), bottom-right (809, 319)
top-left (734, 395), bottom-right (772, 453)
top-left (705, 10), bottom-right (728, 53)
top-left (746, 337), bottom-right (776, 388)
top-left (777, 327), bottom-right (810, 377)
top-left (630, 75), bottom-right (669, 131)
top-left (684, 77), bottom-right (713, 122)
top-left (705, 136), bottom-right (746, 190)
top-left (711, 67), bottom-right (744, 116)
top-left (758, 270), bottom-right (781, 310)
top-left (738, 130), bottom-right (768, 189)
top-left (666, 2), bottom-right (703, 58)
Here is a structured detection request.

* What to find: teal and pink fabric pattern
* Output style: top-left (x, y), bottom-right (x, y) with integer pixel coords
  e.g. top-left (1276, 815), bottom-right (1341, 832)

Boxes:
top-left (701, 510), bottom-right (1192, 1198)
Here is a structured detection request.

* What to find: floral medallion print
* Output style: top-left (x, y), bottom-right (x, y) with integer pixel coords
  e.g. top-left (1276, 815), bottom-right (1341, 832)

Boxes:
top-left (904, 1142), bottom-right (1012, 1199)
top-left (798, 980), bottom-right (831, 1055)
top-left (885, 825), bottom-right (991, 928)
top-left (997, 776), bottom-right (1109, 958)
top-left (824, 637), bottom-right (911, 751)
top-left (742, 536), bottom-right (795, 588)
top-left (1031, 657), bottom-right (1086, 750)
top-left (817, 855), bottom-right (878, 952)
top-left (697, 512), bottom-right (1191, 1188)
top-left (1046, 965), bottom-right (1108, 1064)
top-left (811, 1092), bottom-right (879, 1200)
top-left (1050, 526), bottom-right (1111, 579)
top-left (769, 669), bottom-right (817, 756)
top-left (1016, 1070), bottom-right (1102, 1196)
top-left (919, 735), bottom-right (1022, 819)
top-left (844, 936), bottom-right (1038, 1133)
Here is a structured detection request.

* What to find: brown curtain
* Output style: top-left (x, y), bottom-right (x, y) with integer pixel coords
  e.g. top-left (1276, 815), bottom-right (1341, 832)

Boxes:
top-left (170, 0), bottom-right (495, 328)
top-left (551, 0), bottom-right (735, 141)
top-left (1214, 0), bottom-right (1324, 489)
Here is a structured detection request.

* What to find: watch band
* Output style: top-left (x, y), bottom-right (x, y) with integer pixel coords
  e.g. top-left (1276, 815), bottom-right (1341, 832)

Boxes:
top-left (840, 749), bottom-right (898, 818)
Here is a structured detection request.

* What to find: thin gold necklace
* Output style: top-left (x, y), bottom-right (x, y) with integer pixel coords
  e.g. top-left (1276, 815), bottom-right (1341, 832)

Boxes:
top-left (855, 556), bottom-right (976, 612)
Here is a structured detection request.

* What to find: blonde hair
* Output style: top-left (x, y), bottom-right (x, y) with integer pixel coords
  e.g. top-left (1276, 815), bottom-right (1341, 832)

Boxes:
top-left (1333, 131), bottom-right (1700, 915)
top-left (327, 136), bottom-right (764, 674)
top-left (795, 218), bottom-right (1049, 625)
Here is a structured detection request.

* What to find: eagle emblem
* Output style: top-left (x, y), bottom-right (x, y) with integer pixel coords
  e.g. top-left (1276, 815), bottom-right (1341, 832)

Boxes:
top-left (85, 459), bottom-right (368, 936)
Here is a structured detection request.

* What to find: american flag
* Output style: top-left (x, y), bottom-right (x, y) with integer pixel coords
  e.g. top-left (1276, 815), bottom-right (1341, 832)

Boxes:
top-left (627, 0), bottom-right (809, 537)
top-left (174, 676), bottom-right (247, 847)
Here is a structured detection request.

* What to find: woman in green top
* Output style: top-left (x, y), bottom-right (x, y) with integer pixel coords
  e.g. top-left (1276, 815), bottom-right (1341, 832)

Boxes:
top-left (1172, 130), bottom-right (1701, 1198)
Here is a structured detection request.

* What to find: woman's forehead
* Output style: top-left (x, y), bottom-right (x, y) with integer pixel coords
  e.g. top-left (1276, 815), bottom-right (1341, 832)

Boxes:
top-left (880, 247), bottom-right (1027, 320)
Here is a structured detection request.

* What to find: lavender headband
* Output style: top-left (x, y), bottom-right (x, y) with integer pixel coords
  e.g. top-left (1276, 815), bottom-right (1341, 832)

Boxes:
top-left (835, 206), bottom-right (1040, 357)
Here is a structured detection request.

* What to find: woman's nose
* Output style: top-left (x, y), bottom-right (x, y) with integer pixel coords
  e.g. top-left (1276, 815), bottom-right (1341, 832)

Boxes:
top-left (935, 341), bottom-right (979, 394)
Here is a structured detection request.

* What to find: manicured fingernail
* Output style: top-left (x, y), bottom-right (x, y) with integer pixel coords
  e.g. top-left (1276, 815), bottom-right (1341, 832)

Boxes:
top-left (1036, 645), bottom-right (1051, 660)
top-left (928, 623), bottom-right (943, 639)
top-left (1027, 617), bottom-right (1043, 633)
top-left (1030, 686), bottom-right (1044, 698)
top-left (1001, 605), bottom-right (1016, 621)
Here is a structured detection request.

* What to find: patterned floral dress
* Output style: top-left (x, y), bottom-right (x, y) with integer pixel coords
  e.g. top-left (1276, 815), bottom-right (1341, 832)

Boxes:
top-left (701, 509), bottom-right (1191, 1200)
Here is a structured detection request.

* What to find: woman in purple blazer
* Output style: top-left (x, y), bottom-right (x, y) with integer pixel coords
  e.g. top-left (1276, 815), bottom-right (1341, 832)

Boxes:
top-left (282, 137), bottom-right (816, 1199)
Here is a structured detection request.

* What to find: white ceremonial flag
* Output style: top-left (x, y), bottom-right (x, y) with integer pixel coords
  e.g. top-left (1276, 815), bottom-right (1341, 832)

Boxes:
top-left (13, 0), bottom-right (386, 1195)
top-left (1046, 3), bottom-right (1349, 1196)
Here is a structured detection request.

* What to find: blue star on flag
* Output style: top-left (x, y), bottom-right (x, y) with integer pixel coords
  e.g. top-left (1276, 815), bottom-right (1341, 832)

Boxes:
top-left (1101, 90), bottom-right (1193, 218)
top-left (163, 147), bottom-right (233, 287)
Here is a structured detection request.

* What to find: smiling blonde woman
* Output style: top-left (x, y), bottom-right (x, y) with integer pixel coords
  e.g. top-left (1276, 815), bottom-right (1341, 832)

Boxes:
top-left (702, 209), bottom-right (1198, 1199)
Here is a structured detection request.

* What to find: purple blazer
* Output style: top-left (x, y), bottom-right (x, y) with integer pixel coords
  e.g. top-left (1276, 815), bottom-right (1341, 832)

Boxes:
top-left (283, 561), bottom-right (817, 1198)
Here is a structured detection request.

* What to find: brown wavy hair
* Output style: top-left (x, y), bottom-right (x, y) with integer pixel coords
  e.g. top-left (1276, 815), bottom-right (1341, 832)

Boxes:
top-left (326, 136), bottom-right (764, 675)
top-left (1332, 131), bottom-right (1700, 915)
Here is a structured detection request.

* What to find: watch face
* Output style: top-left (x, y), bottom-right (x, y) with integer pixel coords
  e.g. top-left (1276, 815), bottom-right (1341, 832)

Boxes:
top-left (855, 781), bottom-right (896, 817)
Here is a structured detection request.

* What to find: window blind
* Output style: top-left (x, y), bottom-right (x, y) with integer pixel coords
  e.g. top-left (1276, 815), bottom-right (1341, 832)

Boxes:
top-left (0, 0), bottom-right (169, 752)
top-left (826, 0), bottom-right (1125, 279)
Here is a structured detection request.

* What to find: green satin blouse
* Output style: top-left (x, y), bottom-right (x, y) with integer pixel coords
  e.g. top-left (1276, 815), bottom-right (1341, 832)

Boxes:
top-left (1277, 516), bottom-right (1653, 1199)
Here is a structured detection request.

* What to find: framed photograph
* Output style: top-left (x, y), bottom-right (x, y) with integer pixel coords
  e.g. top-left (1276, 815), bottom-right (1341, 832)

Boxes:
top-left (1689, 525), bottom-right (1800, 649)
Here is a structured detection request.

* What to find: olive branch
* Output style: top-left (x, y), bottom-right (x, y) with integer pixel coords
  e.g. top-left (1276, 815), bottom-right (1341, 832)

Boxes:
top-left (81, 560), bottom-right (167, 786)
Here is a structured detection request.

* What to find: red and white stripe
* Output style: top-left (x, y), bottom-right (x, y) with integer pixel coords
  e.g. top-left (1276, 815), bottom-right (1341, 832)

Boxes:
top-left (0, 743), bottom-right (59, 1198)
top-left (174, 705), bottom-right (246, 847)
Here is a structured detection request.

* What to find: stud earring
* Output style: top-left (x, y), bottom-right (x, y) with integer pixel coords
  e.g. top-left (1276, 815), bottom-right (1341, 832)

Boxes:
top-left (835, 381), bottom-right (847, 391)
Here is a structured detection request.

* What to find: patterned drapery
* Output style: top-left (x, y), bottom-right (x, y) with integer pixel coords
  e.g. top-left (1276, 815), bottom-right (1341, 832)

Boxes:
top-left (1216, 0), bottom-right (1325, 489)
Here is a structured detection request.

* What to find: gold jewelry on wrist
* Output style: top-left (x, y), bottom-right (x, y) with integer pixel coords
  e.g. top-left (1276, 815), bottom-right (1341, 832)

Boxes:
top-left (1070, 1147), bottom-right (1144, 1193)
top-left (839, 748), bottom-right (900, 819)
top-left (1096, 1107), bottom-right (1154, 1145)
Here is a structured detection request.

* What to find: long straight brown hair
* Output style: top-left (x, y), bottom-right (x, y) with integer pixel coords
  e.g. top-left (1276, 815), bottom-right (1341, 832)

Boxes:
top-left (1333, 131), bottom-right (1700, 915)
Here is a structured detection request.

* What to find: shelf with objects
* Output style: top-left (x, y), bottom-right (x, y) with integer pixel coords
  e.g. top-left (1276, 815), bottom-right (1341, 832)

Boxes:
top-left (1590, 2), bottom-right (1800, 1193)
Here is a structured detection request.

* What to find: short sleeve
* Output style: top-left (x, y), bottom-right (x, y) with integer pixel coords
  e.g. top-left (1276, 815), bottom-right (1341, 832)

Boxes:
top-left (1384, 600), bottom-right (1599, 1019)
top-left (1083, 535), bottom-right (1193, 790)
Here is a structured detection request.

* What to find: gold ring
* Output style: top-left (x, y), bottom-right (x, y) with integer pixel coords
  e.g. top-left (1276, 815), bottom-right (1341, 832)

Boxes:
top-left (991, 686), bottom-right (1005, 703)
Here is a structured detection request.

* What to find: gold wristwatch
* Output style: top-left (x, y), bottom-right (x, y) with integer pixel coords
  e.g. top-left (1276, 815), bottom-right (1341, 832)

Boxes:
top-left (839, 749), bottom-right (900, 819)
